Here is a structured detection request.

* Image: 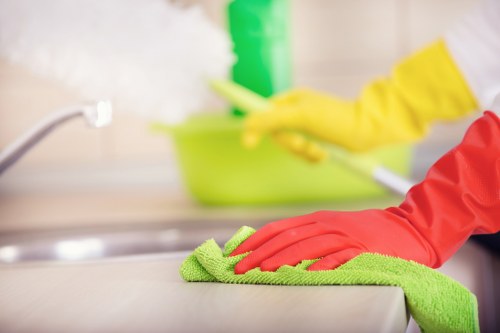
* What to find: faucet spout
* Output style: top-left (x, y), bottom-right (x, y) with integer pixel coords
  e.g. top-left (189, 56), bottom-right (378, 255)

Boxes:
top-left (0, 100), bottom-right (113, 176)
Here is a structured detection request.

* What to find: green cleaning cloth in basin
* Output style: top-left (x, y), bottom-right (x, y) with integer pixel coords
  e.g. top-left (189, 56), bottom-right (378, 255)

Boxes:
top-left (180, 226), bottom-right (479, 333)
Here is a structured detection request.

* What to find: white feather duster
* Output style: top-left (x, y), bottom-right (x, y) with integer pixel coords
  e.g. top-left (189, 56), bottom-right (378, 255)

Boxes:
top-left (0, 0), bottom-right (234, 123)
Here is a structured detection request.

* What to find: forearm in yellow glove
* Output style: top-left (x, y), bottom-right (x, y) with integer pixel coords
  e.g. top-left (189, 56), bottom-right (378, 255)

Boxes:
top-left (244, 39), bottom-right (478, 158)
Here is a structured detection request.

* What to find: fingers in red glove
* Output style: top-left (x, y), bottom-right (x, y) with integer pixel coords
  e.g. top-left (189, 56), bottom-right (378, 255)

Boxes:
top-left (230, 214), bottom-right (319, 256)
top-left (234, 233), bottom-right (348, 274)
top-left (259, 235), bottom-right (364, 272)
top-left (307, 248), bottom-right (363, 271)
top-left (232, 224), bottom-right (325, 274)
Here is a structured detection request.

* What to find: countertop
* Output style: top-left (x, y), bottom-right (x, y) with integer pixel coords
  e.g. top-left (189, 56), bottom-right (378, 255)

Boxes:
top-left (0, 185), bottom-right (410, 333)
top-left (0, 254), bottom-right (408, 333)
top-left (2, 189), bottom-right (500, 332)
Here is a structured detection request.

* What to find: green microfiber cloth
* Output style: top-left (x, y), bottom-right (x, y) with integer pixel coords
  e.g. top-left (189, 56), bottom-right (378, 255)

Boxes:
top-left (180, 226), bottom-right (479, 333)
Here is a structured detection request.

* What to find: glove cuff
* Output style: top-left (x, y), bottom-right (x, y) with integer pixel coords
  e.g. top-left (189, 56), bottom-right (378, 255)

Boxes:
top-left (394, 39), bottom-right (479, 122)
top-left (351, 39), bottom-right (480, 150)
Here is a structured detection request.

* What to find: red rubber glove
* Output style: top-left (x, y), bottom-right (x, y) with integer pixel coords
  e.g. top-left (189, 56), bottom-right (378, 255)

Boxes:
top-left (232, 111), bottom-right (500, 274)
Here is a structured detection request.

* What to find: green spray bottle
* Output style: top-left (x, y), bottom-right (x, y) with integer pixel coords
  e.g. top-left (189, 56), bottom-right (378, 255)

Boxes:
top-left (227, 0), bottom-right (292, 116)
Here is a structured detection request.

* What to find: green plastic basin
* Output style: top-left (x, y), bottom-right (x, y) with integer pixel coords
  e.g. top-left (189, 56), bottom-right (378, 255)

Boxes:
top-left (160, 112), bottom-right (412, 206)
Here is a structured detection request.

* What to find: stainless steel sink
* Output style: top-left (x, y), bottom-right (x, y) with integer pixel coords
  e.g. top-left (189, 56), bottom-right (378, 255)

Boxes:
top-left (0, 219), bottom-right (268, 264)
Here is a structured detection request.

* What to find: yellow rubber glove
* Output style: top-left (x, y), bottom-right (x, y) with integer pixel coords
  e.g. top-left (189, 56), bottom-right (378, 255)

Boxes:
top-left (244, 39), bottom-right (479, 159)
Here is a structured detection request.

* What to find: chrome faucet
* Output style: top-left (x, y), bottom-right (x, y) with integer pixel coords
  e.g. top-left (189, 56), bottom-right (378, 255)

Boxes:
top-left (0, 100), bottom-right (112, 175)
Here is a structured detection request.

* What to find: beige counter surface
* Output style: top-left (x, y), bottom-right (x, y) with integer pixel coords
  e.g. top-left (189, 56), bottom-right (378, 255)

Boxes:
top-left (0, 190), bottom-right (410, 332)
top-left (0, 254), bottom-right (408, 333)
top-left (2, 189), bottom-right (500, 332)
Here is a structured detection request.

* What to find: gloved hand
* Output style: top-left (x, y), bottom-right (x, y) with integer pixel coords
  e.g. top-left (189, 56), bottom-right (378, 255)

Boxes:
top-left (232, 111), bottom-right (500, 274)
top-left (243, 39), bottom-right (478, 160)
